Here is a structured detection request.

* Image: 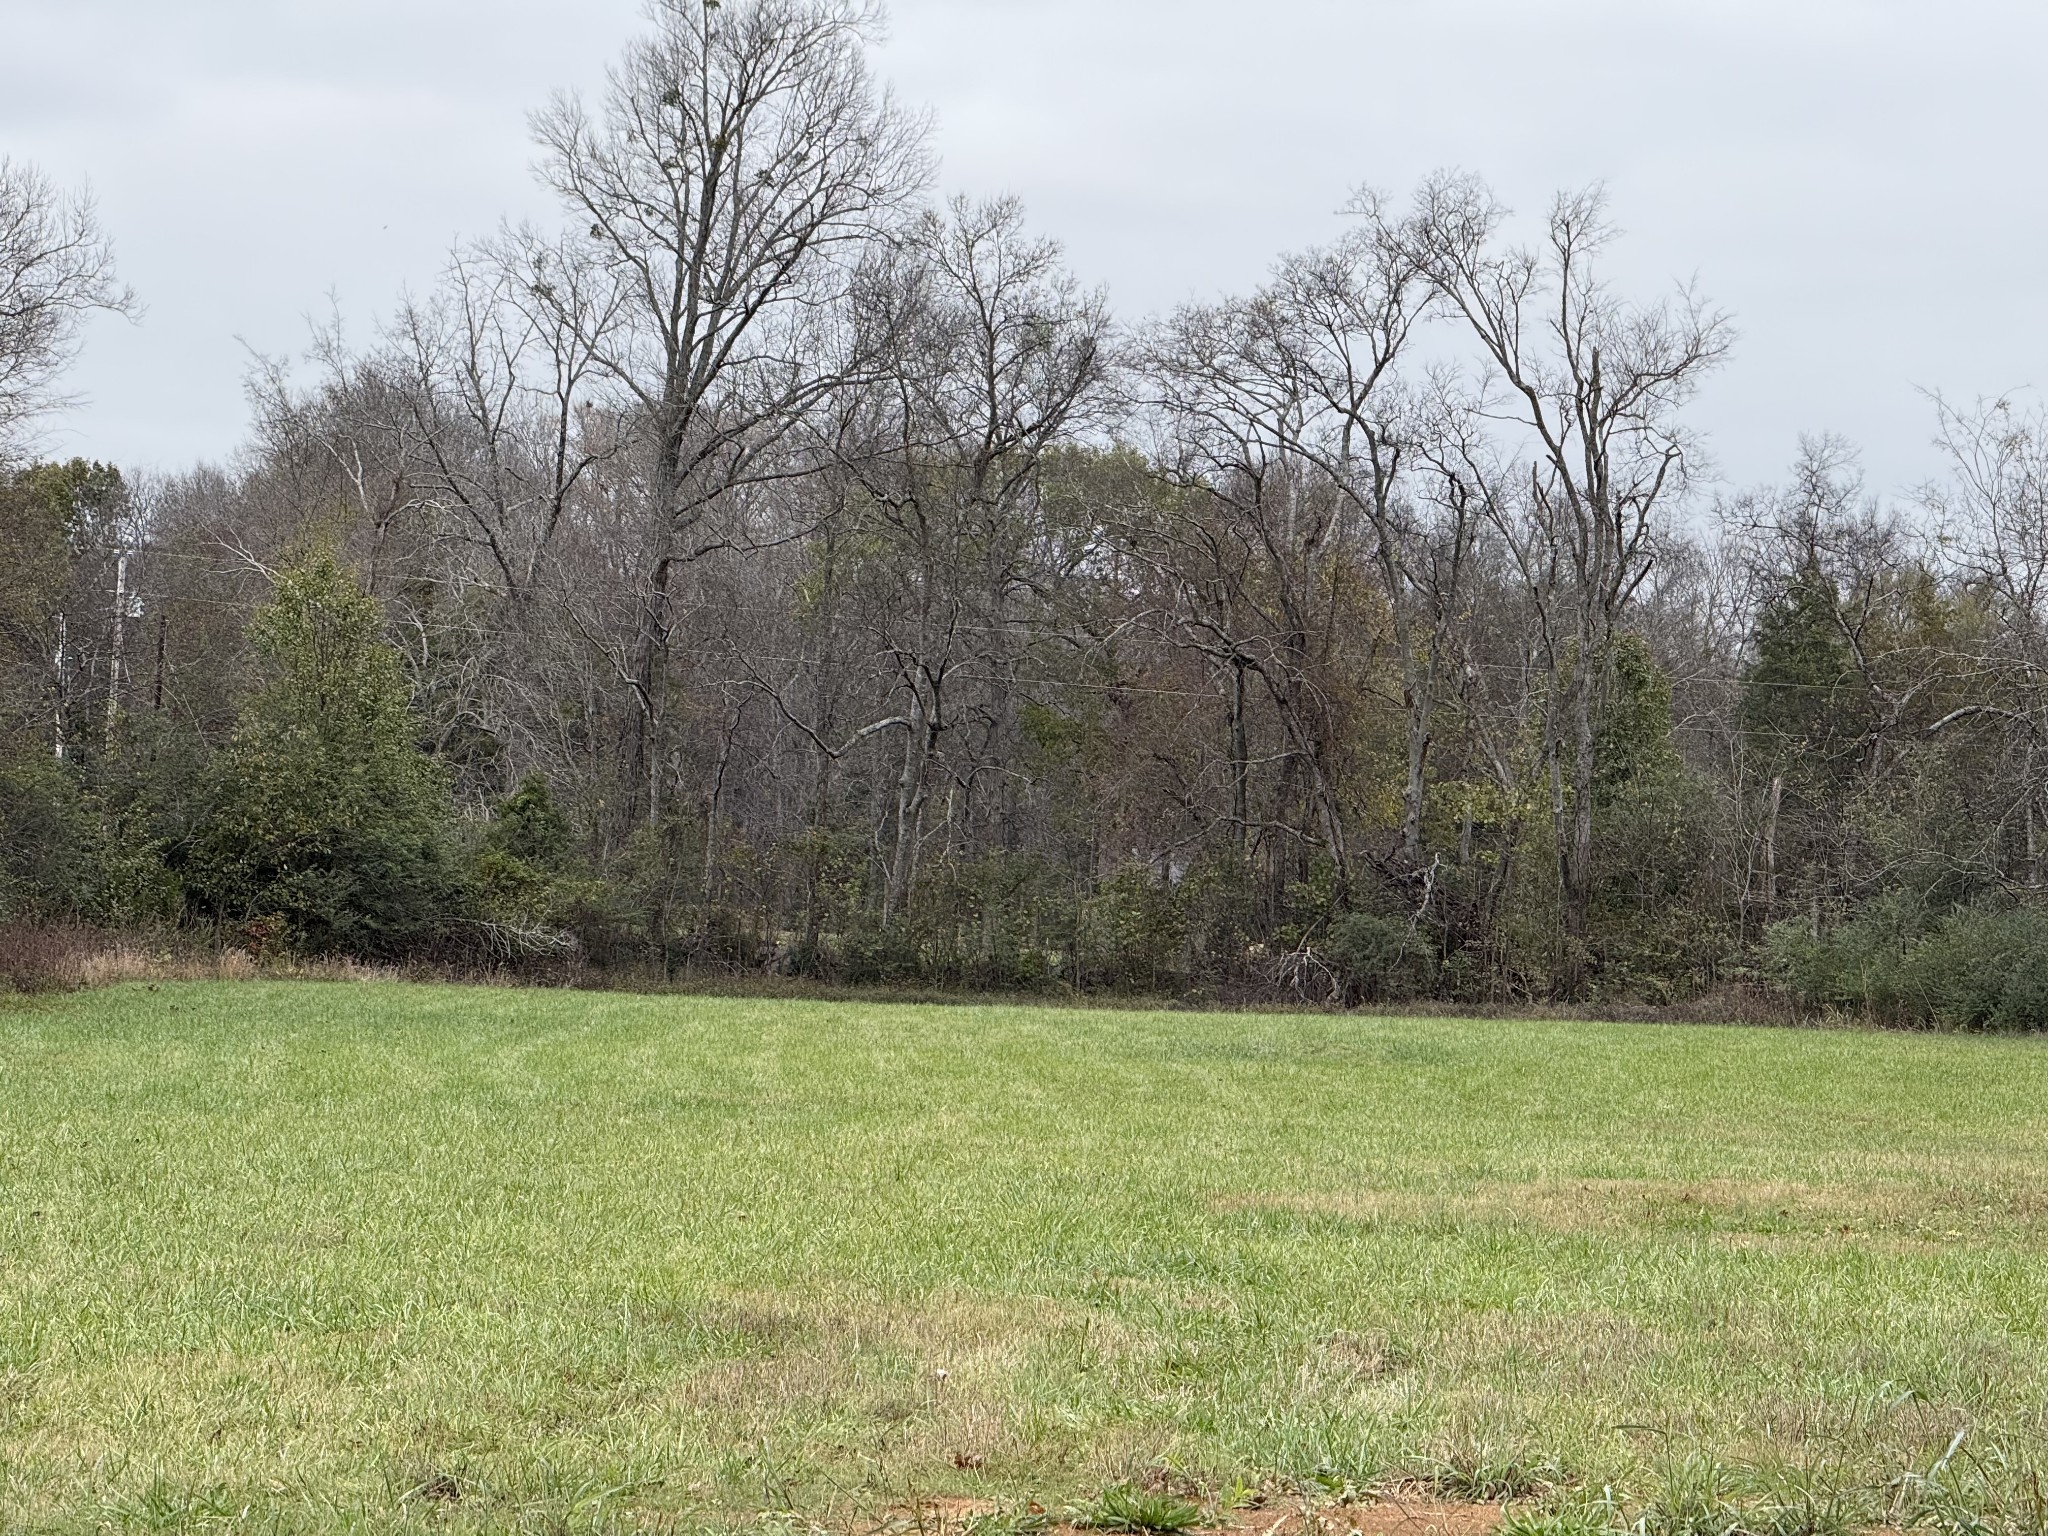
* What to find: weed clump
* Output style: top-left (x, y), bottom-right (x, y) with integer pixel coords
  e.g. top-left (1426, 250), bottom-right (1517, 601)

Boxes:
top-left (1068, 1485), bottom-right (1205, 1534)
top-left (1424, 1452), bottom-right (1562, 1503)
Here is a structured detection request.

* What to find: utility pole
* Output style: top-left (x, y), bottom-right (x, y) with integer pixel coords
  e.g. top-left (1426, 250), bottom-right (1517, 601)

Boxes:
top-left (53, 612), bottom-right (68, 761)
top-left (106, 547), bottom-right (131, 733)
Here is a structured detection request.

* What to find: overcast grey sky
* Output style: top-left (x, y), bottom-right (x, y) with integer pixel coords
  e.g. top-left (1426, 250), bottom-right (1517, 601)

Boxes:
top-left (8, 0), bottom-right (2047, 496)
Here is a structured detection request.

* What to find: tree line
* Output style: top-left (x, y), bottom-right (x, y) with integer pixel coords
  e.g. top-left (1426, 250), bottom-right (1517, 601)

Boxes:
top-left (8, 0), bottom-right (2048, 1024)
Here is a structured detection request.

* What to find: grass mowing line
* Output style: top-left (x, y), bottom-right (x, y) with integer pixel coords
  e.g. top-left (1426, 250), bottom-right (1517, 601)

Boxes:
top-left (1, 982), bottom-right (2046, 1533)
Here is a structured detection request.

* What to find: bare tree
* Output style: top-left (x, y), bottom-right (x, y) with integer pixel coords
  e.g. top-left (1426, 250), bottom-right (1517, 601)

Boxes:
top-left (387, 232), bottom-right (622, 604)
top-left (754, 196), bottom-right (1108, 926)
top-left (1932, 394), bottom-right (2048, 637)
top-left (1255, 208), bottom-right (1493, 889)
top-left (1408, 174), bottom-right (1730, 965)
top-left (1924, 397), bottom-right (2048, 884)
top-left (0, 158), bottom-right (136, 459)
top-left (1135, 227), bottom-right (1436, 910)
top-left (530, 0), bottom-right (931, 825)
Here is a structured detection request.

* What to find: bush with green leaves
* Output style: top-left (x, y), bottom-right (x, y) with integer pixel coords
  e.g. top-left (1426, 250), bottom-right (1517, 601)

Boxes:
top-left (1325, 910), bottom-right (1436, 1002)
top-left (472, 771), bottom-right (630, 962)
top-left (186, 549), bottom-right (470, 958)
top-left (0, 754), bottom-right (96, 921)
top-left (477, 773), bottom-right (573, 922)
top-left (1082, 863), bottom-right (1191, 993)
top-left (1767, 898), bottom-right (2048, 1031)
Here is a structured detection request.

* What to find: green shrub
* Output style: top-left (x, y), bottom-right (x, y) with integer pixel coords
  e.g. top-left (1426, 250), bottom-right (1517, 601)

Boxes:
top-left (185, 549), bottom-right (471, 959)
top-left (1767, 900), bottom-right (2048, 1031)
top-left (485, 773), bottom-right (572, 870)
top-left (1083, 864), bottom-right (1189, 993)
top-left (1325, 911), bottom-right (1436, 1002)
top-left (836, 922), bottom-right (924, 986)
top-left (0, 756), bottom-right (95, 921)
top-left (475, 773), bottom-right (601, 953)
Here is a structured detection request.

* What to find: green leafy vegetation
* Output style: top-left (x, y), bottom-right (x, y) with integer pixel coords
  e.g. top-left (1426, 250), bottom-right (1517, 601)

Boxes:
top-left (182, 547), bottom-right (469, 958)
top-left (1767, 901), bottom-right (2048, 1030)
top-left (1067, 1486), bottom-right (1204, 1533)
top-left (3, 983), bottom-right (2047, 1530)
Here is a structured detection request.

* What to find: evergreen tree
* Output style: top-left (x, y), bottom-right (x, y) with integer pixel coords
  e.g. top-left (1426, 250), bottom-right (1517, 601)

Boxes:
top-left (476, 773), bottom-right (580, 931)
top-left (187, 549), bottom-right (468, 956)
top-left (1741, 568), bottom-right (1862, 765)
top-left (1738, 565), bottom-right (1877, 930)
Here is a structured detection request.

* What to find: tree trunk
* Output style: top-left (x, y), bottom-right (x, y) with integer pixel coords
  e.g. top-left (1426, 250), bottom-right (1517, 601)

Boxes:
top-left (701, 704), bottom-right (745, 905)
top-left (882, 699), bottom-right (936, 928)
top-left (1565, 669), bottom-right (1598, 944)
top-left (1401, 660), bottom-right (1432, 869)
top-left (1762, 774), bottom-right (1785, 917)
top-left (151, 611), bottom-right (167, 712)
top-left (1230, 659), bottom-right (1250, 852)
top-left (52, 612), bottom-right (68, 762)
top-left (634, 552), bottom-right (675, 830)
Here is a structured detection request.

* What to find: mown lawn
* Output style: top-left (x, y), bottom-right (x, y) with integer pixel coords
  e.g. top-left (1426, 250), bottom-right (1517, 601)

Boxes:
top-left (2, 983), bottom-right (2046, 1534)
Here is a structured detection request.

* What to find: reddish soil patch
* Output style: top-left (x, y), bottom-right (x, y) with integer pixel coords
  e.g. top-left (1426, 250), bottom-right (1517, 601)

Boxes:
top-left (900, 1500), bottom-right (1003, 1526)
top-left (883, 1494), bottom-right (1504, 1536)
top-left (1233, 1499), bottom-right (1502, 1536)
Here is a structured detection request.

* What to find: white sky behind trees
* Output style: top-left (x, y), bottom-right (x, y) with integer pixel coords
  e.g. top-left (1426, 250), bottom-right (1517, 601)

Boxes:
top-left (7, 0), bottom-right (2047, 497)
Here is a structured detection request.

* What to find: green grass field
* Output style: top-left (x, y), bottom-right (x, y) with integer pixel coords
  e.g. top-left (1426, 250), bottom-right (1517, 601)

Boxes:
top-left (3, 983), bottom-right (2047, 1534)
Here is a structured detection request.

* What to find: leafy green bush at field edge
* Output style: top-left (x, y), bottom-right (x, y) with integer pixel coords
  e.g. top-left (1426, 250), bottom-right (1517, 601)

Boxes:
top-left (1767, 898), bottom-right (2048, 1030)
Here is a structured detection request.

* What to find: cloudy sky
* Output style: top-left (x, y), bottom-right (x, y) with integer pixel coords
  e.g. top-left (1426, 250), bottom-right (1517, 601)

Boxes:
top-left (7, 0), bottom-right (2047, 496)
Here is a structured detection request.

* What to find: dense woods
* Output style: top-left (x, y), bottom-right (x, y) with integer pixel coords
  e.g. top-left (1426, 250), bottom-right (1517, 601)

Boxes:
top-left (9, 1), bottom-right (2048, 1024)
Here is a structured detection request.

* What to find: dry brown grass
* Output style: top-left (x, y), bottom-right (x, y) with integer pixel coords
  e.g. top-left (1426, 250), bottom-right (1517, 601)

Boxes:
top-left (0, 924), bottom-right (1821, 1024)
top-left (0, 922), bottom-right (417, 996)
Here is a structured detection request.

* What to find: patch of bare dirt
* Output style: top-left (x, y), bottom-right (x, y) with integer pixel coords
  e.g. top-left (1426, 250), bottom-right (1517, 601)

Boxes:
top-left (876, 1493), bottom-right (1504, 1536)
top-left (1234, 1498), bottom-right (1503, 1536)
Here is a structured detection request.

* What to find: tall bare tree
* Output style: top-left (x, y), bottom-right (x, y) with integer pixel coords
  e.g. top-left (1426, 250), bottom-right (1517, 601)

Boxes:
top-left (530, 0), bottom-right (930, 825)
top-left (0, 158), bottom-right (135, 460)
top-left (1136, 229), bottom-right (1434, 910)
top-left (1408, 174), bottom-right (1730, 964)
top-left (1252, 207), bottom-right (1493, 890)
top-left (755, 196), bottom-right (1108, 926)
